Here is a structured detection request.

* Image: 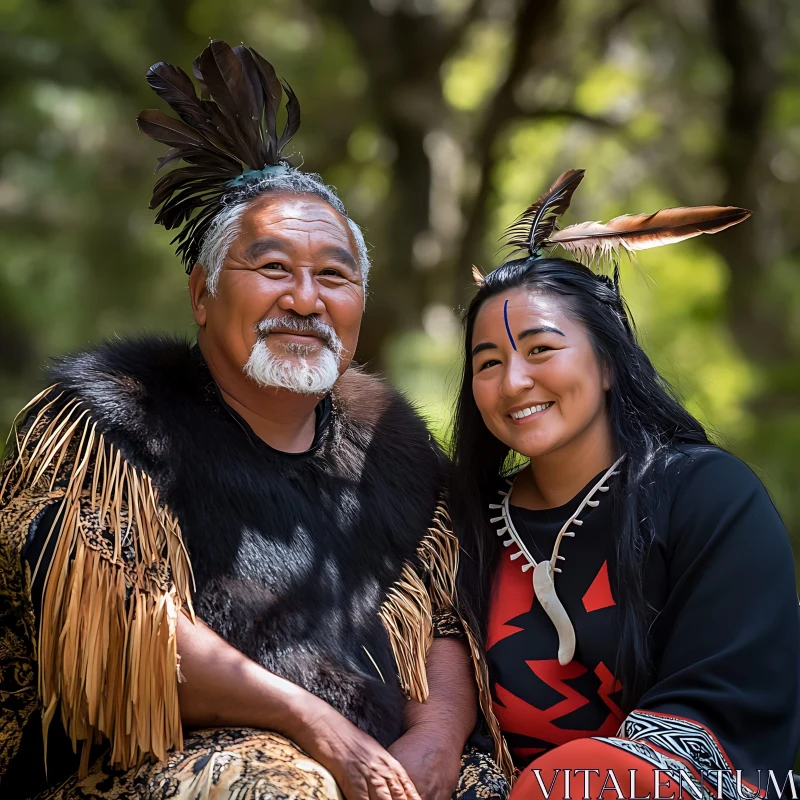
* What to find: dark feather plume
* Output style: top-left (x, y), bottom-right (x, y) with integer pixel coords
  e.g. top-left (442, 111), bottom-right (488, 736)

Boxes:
top-left (278, 82), bottom-right (301, 151)
top-left (250, 49), bottom-right (283, 161)
top-left (503, 169), bottom-right (585, 257)
top-left (137, 40), bottom-right (302, 272)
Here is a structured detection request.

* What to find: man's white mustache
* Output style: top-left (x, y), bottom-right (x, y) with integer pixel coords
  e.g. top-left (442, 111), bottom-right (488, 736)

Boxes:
top-left (255, 316), bottom-right (341, 355)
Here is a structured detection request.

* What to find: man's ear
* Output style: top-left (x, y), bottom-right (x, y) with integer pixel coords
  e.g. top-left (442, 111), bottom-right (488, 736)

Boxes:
top-left (189, 264), bottom-right (209, 327)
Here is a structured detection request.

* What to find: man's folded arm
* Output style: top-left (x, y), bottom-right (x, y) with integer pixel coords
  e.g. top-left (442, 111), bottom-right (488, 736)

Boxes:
top-left (176, 612), bottom-right (320, 733)
top-left (402, 637), bottom-right (477, 745)
top-left (382, 503), bottom-right (480, 800)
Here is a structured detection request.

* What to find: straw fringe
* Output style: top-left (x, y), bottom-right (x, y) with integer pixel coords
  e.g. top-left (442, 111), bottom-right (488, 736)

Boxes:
top-left (1, 388), bottom-right (194, 774)
top-left (378, 499), bottom-right (516, 782)
top-left (461, 621), bottom-right (517, 782)
top-left (379, 561), bottom-right (433, 703)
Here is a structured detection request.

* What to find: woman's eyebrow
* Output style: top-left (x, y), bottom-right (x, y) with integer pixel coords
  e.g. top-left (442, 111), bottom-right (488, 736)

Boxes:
top-left (471, 341), bottom-right (497, 358)
top-left (518, 326), bottom-right (566, 339)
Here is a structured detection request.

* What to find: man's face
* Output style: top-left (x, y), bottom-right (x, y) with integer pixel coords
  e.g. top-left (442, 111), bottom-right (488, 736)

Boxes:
top-left (192, 192), bottom-right (364, 393)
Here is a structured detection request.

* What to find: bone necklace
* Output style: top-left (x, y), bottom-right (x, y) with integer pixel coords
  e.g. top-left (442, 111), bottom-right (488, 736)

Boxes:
top-left (489, 455), bottom-right (625, 666)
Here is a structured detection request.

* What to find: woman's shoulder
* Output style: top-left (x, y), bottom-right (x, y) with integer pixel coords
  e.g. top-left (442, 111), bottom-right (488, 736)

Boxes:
top-left (657, 443), bottom-right (788, 558)
top-left (662, 443), bottom-right (770, 502)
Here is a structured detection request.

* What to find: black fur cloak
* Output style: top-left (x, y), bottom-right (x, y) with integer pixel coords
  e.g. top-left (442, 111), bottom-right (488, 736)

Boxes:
top-left (0, 335), bottom-right (464, 780)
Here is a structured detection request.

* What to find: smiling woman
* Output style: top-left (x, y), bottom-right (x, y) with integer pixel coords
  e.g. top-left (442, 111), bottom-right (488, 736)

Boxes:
top-left (471, 290), bottom-right (610, 471)
top-left (449, 171), bottom-right (800, 799)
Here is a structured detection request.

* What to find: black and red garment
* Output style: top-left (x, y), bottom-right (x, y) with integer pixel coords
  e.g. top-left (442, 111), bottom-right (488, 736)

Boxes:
top-left (462, 170), bottom-right (800, 799)
top-left (485, 445), bottom-right (800, 798)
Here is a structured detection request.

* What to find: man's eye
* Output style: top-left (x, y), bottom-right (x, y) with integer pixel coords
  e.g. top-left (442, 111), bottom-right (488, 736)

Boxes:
top-left (320, 268), bottom-right (343, 277)
top-left (261, 262), bottom-right (286, 271)
top-left (530, 346), bottom-right (550, 355)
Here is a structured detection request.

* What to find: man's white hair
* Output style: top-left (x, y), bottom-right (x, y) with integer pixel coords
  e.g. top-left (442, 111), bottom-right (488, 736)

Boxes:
top-left (197, 167), bottom-right (371, 297)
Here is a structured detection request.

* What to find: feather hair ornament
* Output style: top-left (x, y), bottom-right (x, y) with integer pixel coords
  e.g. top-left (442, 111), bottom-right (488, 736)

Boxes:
top-left (549, 205), bottom-right (752, 263)
top-left (503, 169), bottom-right (586, 258)
top-left (137, 40), bottom-right (301, 272)
top-left (500, 167), bottom-right (751, 268)
top-left (472, 264), bottom-right (487, 286)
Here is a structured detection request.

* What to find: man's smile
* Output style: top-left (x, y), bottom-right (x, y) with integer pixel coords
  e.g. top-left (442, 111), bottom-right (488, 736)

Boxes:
top-left (268, 329), bottom-right (323, 341)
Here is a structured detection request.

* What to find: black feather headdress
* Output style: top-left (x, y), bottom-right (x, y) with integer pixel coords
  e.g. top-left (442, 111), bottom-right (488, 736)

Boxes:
top-left (474, 168), bottom-right (751, 284)
top-left (137, 40), bottom-right (301, 272)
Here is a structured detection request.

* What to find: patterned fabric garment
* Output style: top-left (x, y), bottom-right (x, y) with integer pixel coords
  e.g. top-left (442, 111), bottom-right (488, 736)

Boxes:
top-left (34, 729), bottom-right (509, 800)
top-left (485, 445), bottom-right (800, 799)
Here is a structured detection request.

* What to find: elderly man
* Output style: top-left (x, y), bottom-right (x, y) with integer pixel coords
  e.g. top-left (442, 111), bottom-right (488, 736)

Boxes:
top-left (0, 41), bottom-right (512, 800)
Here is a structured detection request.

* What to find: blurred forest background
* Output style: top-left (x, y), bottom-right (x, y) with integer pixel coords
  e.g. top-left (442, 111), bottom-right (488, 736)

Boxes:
top-left (1, 0), bottom-right (799, 578)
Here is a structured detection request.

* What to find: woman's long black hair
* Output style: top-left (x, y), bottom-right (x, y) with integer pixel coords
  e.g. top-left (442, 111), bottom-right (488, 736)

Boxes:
top-left (450, 256), bottom-right (711, 710)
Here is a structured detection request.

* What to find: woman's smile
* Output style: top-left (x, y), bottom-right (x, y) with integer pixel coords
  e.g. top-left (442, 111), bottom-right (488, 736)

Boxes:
top-left (507, 400), bottom-right (555, 422)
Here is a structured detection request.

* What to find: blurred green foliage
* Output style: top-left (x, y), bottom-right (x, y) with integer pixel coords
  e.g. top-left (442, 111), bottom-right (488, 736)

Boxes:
top-left (1, 0), bottom-right (798, 583)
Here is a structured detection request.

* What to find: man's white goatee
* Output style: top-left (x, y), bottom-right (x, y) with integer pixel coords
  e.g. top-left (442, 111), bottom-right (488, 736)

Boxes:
top-left (243, 315), bottom-right (344, 394)
top-left (244, 338), bottom-right (341, 394)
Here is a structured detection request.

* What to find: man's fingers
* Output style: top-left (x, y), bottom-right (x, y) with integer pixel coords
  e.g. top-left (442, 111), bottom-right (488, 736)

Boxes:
top-left (384, 773), bottom-right (412, 800)
top-left (397, 772), bottom-right (422, 800)
top-left (368, 777), bottom-right (395, 800)
top-left (382, 756), bottom-right (421, 800)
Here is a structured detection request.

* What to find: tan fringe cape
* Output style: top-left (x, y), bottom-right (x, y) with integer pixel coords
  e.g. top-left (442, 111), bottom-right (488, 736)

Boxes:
top-left (0, 388), bottom-right (194, 775)
top-left (0, 387), bottom-right (514, 783)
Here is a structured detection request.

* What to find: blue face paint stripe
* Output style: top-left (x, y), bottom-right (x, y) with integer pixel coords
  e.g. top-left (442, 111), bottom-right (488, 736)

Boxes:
top-left (503, 299), bottom-right (518, 351)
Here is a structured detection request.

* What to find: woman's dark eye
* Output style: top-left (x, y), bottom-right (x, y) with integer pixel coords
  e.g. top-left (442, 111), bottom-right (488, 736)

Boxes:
top-left (479, 359), bottom-right (501, 371)
top-left (529, 345), bottom-right (550, 355)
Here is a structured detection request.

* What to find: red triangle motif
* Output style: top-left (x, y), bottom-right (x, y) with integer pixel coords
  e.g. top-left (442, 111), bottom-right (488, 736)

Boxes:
top-left (582, 560), bottom-right (615, 612)
top-left (486, 548), bottom-right (535, 650)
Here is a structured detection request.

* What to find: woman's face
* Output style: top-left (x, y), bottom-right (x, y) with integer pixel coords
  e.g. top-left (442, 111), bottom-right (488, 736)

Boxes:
top-left (470, 287), bottom-right (610, 460)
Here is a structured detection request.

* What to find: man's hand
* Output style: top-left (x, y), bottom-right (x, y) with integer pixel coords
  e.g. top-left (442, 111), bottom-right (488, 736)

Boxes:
top-left (386, 637), bottom-right (475, 800)
top-left (177, 615), bottom-right (420, 800)
top-left (291, 699), bottom-right (423, 800)
top-left (388, 725), bottom-right (462, 800)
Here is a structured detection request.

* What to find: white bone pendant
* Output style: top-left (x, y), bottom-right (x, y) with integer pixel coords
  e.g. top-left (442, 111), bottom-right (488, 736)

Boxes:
top-left (532, 560), bottom-right (576, 666)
